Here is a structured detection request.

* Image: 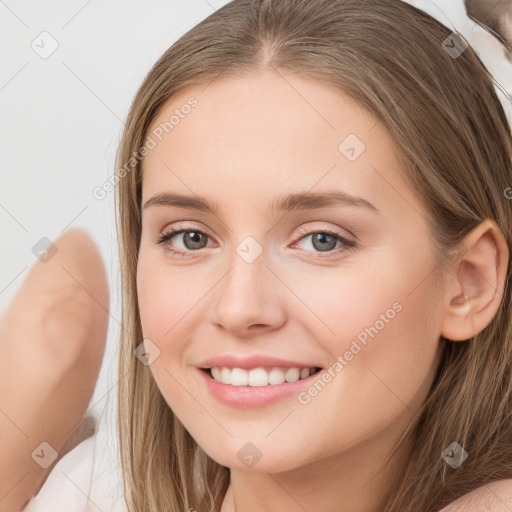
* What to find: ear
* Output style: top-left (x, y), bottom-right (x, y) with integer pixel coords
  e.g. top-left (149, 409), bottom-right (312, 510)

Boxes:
top-left (440, 219), bottom-right (509, 342)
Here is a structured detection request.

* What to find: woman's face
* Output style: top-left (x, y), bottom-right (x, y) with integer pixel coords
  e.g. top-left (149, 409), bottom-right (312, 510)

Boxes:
top-left (137, 70), bottom-right (447, 474)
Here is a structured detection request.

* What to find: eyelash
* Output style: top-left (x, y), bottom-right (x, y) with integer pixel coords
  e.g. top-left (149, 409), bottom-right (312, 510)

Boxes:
top-left (155, 224), bottom-right (357, 259)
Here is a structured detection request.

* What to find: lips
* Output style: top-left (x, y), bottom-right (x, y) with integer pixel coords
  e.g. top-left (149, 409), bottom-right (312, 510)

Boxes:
top-left (197, 354), bottom-right (323, 371)
top-left (198, 363), bottom-right (324, 407)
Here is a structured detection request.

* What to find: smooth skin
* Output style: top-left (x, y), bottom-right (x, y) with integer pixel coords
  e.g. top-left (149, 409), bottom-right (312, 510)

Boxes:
top-left (0, 229), bottom-right (109, 512)
top-left (137, 69), bottom-right (510, 512)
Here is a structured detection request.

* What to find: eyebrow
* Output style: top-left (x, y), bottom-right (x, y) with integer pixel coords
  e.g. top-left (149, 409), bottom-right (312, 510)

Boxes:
top-left (142, 190), bottom-right (380, 214)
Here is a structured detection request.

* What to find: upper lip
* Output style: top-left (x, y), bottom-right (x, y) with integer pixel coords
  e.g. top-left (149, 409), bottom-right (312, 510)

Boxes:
top-left (197, 355), bottom-right (321, 370)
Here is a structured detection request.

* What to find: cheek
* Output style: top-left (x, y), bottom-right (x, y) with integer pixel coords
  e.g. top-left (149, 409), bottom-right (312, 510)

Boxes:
top-left (136, 250), bottom-right (217, 395)
top-left (284, 261), bottom-right (443, 463)
top-left (136, 250), bottom-right (204, 343)
top-left (136, 252), bottom-right (198, 411)
top-left (294, 243), bottom-right (442, 363)
top-left (292, 246), bottom-right (443, 405)
top-left (136, 253), bottom-right (168, 341)
top-left (360, 272), bottom-right (443, 395)
top-left (308, 257), bottom-right (443, 424)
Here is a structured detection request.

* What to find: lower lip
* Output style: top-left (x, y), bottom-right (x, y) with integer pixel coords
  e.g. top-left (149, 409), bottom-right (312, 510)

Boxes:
top-left (198, 368), bottom-right (322, 407)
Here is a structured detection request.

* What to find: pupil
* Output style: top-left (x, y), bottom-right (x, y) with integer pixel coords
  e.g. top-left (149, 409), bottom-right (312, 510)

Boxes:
top-left (313, 233), bottom-right (336, 252)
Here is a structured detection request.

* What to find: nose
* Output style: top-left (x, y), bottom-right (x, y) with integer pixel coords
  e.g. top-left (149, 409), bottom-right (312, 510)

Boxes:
top-left (210, 248), bottom-right (287, 337)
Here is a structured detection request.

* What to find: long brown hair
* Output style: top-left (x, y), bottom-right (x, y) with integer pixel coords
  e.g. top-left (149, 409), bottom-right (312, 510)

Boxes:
top-left (114, 0), bottom-right (512, 510)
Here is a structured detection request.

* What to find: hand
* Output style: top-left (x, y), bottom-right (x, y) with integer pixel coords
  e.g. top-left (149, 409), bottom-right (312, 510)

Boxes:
top-left (0, 228), bottom-right (109, 512)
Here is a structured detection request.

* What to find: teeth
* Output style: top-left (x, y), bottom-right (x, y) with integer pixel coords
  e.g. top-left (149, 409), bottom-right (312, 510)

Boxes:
top-left (209, 366), bottom-right (318, 386)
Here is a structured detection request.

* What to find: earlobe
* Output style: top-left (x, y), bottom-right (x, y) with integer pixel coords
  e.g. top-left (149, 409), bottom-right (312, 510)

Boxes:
top-left (440, 219), bottom-right (509, 342)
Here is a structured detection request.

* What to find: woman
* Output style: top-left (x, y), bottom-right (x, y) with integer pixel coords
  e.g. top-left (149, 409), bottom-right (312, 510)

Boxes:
top-left (11, 0), bottom-right (512, 510)
top-left (116, 0), bottom-right (512, 510)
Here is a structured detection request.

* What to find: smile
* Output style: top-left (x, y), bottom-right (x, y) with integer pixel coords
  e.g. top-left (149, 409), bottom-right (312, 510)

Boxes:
top-left (206, 366), bottom-right (322, 386)
top-left (198, 366), bottom-right (324, 408)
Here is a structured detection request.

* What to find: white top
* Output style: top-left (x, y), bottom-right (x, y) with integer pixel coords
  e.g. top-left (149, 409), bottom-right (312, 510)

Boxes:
top-left (24, 405), bottom-right (127, 512)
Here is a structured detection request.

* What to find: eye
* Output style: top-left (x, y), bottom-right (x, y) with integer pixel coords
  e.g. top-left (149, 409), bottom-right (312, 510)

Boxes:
top-left (293, 227), bottom-right (357, 258)
top-left (155, 224), bottom-right (212, 258)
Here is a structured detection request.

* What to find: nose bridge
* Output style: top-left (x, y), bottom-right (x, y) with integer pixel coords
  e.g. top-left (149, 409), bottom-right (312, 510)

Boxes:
top-left (221, 235), bottom-right (270, 303)
top-left (211, 233), bottom-right (285, 332)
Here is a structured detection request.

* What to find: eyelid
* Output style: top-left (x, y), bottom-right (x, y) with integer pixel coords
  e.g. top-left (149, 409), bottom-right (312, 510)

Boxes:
top-left (294, 223), bottom-right (356, 242)
top-left (160, 221), bottom-right (354, 241)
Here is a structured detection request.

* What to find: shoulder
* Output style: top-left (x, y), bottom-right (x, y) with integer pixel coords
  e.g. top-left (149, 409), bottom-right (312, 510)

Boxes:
top-left (439, 478), bottom-right (512, 511)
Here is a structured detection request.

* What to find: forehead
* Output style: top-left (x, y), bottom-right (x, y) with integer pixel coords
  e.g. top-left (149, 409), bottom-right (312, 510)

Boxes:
top-left (141, 70), bottom-right (418, 217)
